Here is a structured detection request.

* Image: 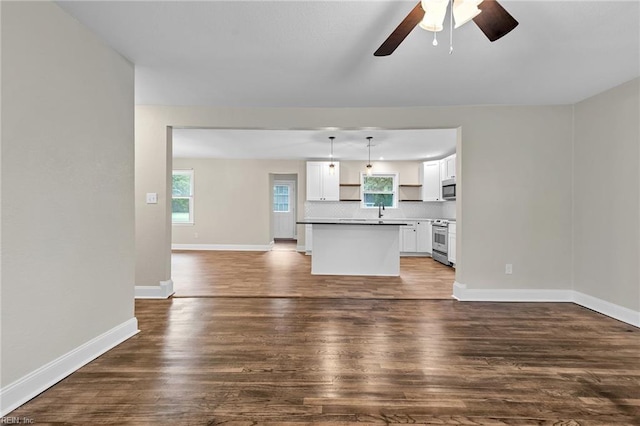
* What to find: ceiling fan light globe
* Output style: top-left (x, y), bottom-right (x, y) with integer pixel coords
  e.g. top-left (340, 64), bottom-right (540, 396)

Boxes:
top-left (420, 0), bottom-right (448, 32)
top-left (453, 0), bottom-right (483, 28)
top-left (419, 20), bottom-right (443, 32)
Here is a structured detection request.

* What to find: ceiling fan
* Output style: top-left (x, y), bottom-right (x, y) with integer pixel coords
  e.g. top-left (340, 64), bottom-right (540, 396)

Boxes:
top-left (374, 0), bottom-right (518, 56)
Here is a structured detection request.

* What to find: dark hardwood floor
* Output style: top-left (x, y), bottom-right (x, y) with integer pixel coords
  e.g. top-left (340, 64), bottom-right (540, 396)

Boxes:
top-left (8, 248), bottom-right (640, 424)
top-left (171, 245), bottom-right (456, 299)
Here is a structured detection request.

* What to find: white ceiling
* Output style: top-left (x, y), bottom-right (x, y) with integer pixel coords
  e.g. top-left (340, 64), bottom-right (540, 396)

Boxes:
top-left (56, 0), bottom-right (639, 159)
top-left (172, 128), bottom-right (457, 160)
top-left (57, 0), bottom-right (639, 108)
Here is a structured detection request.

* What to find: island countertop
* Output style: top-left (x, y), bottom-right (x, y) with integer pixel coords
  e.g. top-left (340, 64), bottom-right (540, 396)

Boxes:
top-left (296, 219), bottom-right (409, 226)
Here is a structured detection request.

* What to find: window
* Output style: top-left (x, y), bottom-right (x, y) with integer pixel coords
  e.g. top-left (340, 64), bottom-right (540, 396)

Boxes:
top-left (172, 170), bottom-right (193, 224)
top-left (273, 184), bottom-right (290, 212)
top-left (362, 173), bottom-right (398, 208)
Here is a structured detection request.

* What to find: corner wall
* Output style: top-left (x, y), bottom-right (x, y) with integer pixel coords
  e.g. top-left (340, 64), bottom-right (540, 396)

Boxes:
top-left (1, 1), bottom-right (137, 414)
top-left (573, 78), bottom-right (640, 318)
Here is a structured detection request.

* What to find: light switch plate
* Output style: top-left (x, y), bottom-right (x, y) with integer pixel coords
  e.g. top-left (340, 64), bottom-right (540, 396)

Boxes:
top-left (146, 193), bottom-right (158, 204)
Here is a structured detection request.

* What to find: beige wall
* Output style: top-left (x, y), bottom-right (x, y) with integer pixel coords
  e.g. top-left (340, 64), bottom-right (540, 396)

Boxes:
top-left (1, 1), bottom-right (135, 386)
top-left (172, 158), bottom-right (306, 245)
top-left (136, 105), bottom-right (574, 293)
top-left (573, 78), bottom-right (640, 311)
top-left (171, 159), bottom-right (425, 246)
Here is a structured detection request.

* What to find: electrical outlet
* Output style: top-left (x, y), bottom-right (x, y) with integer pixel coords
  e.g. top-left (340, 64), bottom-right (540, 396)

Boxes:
top-left (505, 264), bottom-right (513, 275)
top-left (194, 233), bottom-right (199, 239)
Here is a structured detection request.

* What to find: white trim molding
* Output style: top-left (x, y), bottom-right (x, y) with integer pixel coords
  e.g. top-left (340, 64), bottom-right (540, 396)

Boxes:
top-left (172, 243), bottom-right (273, 251)
top-left (135, 279), bottom-right (174, 299)
top-left (573, 290), bottom-right (640, 328)
top-left (453, 281), bottom-right (639, 328)
top-left (452, 281), bottom-right (573, 302)
top-left (0, 318), bottom-right (139, 417)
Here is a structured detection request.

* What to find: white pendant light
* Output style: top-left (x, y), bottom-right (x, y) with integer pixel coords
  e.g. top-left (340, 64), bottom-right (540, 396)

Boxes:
top-left (328, 136), bottom-right (336, 175)
top-left (419, 0), bottom-right (449, 32)
top-left (366, 136), bottom-right (373, 176)
top-left (453, 0), bottom-right (483, 28)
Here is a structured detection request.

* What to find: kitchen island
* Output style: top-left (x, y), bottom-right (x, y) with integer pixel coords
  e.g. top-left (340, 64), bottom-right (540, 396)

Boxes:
top-left (296, 219), bottom-right (408, 276)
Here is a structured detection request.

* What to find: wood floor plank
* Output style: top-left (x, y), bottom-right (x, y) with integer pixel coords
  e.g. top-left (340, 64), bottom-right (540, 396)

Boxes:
top-left (7, 248), bottom-right (640, 424)
top-left (8, 297), bottom-right (640, 424)
top-left (171, 247), bottom-right (456, 299)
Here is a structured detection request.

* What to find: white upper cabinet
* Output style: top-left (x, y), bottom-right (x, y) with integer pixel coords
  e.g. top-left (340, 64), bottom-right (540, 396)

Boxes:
top-left (442, 154), bottom-right (456, 181)
top-left (306, 161), bottom-right (340, 201)
top-left (420, 161), bottom-right (442, 202)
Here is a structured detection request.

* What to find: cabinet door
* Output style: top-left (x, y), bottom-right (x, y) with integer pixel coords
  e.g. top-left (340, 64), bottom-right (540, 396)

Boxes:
top-left (322, 162), bottom-right (340, 201)
top-left (306, 161), bottom-right (340, 201)
top-left (306, 162), bottom-right (324, 201)
top-left (416, 221), bottom-right (431, 252)
top-left (448, 231), bottom-right (456, 264)
top-left (401, 226), bottom-right (417, 252)
top-left (446, 154), bottom-right (456, 180)
top-left (421, 161), bottom-right (441, 202)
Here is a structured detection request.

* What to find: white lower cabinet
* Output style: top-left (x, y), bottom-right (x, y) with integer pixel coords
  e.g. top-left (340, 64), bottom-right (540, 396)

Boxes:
top-left (400, 224), bottom-right (417, 253)
top-left (416, 220), bottom-right (432, 254)
top-left (400, 220), bottom-right (434, 255)
top-left (448, 223), bottom-right (456, 266)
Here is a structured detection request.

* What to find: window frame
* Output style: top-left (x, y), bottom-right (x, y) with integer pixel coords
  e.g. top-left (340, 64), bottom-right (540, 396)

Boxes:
top-left (273, 183), bottom-right (291, 213)
top-left (360, 172), bottom-right (399, 209)
top-left (172, 169), bottom-right (194, 225)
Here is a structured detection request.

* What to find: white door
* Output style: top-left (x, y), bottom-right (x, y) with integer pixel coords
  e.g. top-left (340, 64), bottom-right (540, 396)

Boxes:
top-left (273, 180), bottom-right (296, 239)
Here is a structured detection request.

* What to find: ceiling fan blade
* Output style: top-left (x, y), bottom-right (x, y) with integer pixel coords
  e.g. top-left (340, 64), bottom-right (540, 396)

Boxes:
top-left (472, 0), bottom-right (518, 42)
top-left (374, 2), bottom-right (424, 56)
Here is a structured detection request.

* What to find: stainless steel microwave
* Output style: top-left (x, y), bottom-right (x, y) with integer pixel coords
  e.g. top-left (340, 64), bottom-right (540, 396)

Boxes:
top-left (442, 178), bottom-right (456, 200)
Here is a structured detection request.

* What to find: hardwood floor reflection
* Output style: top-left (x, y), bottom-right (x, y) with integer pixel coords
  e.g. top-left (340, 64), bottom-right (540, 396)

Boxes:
top-left (10, 298), bottom-right (640, 424)
top-left (171, 248), bottom-right (456, 299)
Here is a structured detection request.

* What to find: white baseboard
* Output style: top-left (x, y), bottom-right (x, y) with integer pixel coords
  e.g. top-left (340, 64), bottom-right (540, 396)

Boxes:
top-left (172, 243), bottom-right (272, 251)
top-left (135, 279), bottom-right (174, 299)
top-left (296, 244), bottom-right (305, 252)
top-left (452, 281), bottom-right (573, 302)
top-left (0, 317), bottom-right (139, 417)
top-left (573, 290), bottom-right (640, 327)
top-left (453, 281), bottom-right (639, 327)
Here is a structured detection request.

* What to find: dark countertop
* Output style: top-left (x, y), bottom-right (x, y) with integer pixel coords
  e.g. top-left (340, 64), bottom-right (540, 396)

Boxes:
top-left (297, 219), bottom-right (409, 226)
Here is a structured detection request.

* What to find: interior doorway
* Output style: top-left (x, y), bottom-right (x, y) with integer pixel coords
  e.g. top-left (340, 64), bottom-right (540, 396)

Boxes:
top-left (271, 175), bottom-right (297, 242)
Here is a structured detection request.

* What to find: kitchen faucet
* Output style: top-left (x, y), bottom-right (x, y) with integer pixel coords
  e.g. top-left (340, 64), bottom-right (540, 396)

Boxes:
top-left (378, 203), bottom-right (385, 218)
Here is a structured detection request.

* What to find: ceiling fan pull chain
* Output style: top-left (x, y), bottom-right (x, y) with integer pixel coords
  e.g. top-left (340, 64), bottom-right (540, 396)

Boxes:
top-left (432, 31), bottom-right (438, 46)
top-left (449, 0), bottom-right (454, 54)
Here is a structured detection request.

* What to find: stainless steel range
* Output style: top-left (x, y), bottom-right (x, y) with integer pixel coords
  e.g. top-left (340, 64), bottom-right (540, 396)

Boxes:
top-left (432, 220), bottom-right (450, 266)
